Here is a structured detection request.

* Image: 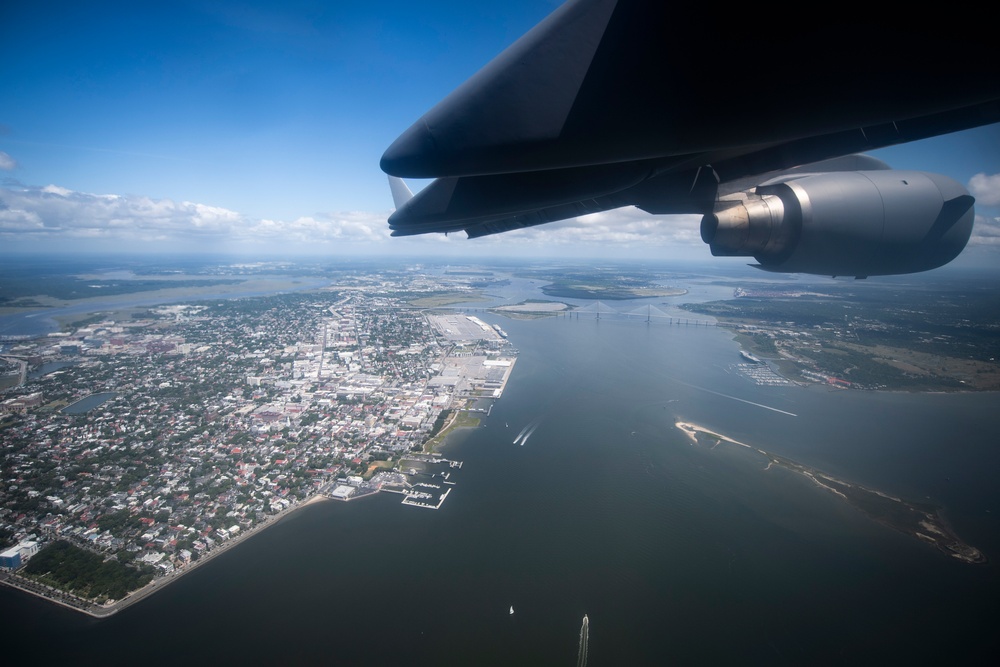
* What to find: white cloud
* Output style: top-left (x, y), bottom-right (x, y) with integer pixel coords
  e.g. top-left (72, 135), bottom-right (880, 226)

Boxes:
top-left (244, 212), bottom-right (392, 245)
top-left (0, 184), bottom-right (405, 252)
top-left (0, 184), bottom-right (712, 256)
top-left (969, 214), bottom-right (1000, 246)
top-left (968, 173), bottom-right (1000, 207)
top-left (41, 184), bottom-right (73, 196)
top-left (463, 207), bottom-right (704, 251)
top-left (0, 207), bottom-right (44, 231)
top-left (0, 185), bottom-right (249, 243)
top-left (0, 151), bottom-right (18, 171)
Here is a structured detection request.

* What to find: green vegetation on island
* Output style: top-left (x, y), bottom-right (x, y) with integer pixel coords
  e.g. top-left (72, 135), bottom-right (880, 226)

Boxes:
top-left (511, 266), bottom-right (686, 301)
top-left (541, 282), bottom-right (686, 300)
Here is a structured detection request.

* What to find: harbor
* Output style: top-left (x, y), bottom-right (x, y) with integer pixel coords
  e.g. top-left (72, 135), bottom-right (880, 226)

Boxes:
top-left (350, 456), bottom-right (464, 510)
top-left (400, 485), bottom-right (451, 510)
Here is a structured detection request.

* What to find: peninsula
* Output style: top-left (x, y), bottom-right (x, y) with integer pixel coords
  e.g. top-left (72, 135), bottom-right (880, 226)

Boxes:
top-left (1, 264), bottom-right (518, 616)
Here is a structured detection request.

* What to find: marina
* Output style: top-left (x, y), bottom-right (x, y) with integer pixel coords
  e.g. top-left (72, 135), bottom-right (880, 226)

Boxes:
top-left (732, 349), bottom-right (791, 385)
top-left (732, 362), bottom-right (791, 386)
top-left (401, 486), bottom-right (451, 510)
top-left (369, 457), bottom-right (464, 510)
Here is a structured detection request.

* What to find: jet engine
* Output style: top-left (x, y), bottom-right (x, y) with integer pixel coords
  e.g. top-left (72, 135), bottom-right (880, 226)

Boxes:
top-left (700, 171), bottom-right (975, 277)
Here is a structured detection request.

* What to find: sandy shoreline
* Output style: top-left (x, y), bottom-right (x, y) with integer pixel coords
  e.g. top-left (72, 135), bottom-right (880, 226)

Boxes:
top-left (0, 493), bottom-right (332, 619)
top-left (675, 421), bottom-right (751, 449)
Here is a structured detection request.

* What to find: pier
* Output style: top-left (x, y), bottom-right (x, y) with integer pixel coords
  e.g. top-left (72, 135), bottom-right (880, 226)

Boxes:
top-left (401, 486), bottom-right (451, 510)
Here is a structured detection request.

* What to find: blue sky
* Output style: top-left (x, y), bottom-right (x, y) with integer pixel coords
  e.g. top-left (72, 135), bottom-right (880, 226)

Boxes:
top-left (2, 0), bottom-right (998, 261)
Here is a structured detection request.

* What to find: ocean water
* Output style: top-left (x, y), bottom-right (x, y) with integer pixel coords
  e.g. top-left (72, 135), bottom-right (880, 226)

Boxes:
top-left (3, 308), bottom-right (999, 665)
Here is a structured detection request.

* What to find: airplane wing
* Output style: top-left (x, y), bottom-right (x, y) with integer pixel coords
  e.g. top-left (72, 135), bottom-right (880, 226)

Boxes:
top-left (381, 0), bottom-right (1000, 277)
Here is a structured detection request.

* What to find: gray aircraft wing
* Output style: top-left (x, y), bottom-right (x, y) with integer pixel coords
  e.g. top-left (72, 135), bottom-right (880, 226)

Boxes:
top-left (381, 0), bottom-right (1000, 277)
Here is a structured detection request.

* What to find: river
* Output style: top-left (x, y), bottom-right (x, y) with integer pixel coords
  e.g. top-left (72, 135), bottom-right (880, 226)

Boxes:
top-left (0, 276), bottom-right (331, 338)
top-left (61, 392), bottom-right (118, 414)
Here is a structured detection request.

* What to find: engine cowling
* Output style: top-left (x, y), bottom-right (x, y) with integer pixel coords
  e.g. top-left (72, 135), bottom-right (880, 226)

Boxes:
top-left (700, 170), bottom-right (975, 277)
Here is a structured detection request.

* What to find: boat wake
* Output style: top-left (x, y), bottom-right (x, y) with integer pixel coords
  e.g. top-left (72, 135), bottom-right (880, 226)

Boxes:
top-left (513, 418), bottom-right (542, 446)
top-left (676, 380), bottom-right (797, 417)
top-left (577, 614), bottom-right (589, 667)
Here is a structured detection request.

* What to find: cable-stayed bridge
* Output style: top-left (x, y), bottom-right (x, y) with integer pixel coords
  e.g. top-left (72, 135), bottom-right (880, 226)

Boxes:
top-left (571, 300), bottom-right (715, 326)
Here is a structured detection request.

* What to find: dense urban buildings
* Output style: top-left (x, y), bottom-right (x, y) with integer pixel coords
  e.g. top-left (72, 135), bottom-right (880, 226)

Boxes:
top-left (0, 280), bottom-right (514, 611)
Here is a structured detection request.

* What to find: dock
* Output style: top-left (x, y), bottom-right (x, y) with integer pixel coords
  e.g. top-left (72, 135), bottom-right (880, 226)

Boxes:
top-left (401, 486), bottom-right (451, 510)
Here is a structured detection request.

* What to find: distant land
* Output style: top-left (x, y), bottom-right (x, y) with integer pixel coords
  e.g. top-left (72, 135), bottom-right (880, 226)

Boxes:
top-left (509, 265), bottom-right (687, 301)
top-left (682, 283), bottom-right (1000, 391)
top-left (541, 282), bottom-right (686, 300)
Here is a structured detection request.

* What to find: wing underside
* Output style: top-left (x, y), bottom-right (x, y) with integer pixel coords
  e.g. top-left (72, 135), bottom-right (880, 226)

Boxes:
top-left (382, 0), bottom-right (999, 274)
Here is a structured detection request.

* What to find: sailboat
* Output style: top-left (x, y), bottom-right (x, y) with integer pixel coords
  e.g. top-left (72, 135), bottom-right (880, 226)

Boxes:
top-left (509, 606), bottom-right (514, 615)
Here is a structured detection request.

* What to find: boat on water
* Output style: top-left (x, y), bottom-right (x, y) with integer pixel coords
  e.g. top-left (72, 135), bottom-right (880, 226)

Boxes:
top-left (509, 606), bottom-right (514, 615)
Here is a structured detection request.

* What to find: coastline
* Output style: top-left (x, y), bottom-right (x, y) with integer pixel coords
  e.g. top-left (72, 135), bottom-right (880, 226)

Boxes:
top-left (1, 404), bottom-right (484, 619)
top-left (0, 493), bottom-right (332, 619)
top-left (422, 407), bottom-right (479, 454)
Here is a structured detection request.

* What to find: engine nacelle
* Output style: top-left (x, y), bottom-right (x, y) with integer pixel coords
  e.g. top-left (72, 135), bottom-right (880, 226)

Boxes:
top-left (700, 170), bottom-right (975, 277)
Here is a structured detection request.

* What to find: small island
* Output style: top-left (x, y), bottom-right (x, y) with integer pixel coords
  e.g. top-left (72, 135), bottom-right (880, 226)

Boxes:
top-left (491, 300), bottom-right (573, 319)
top-left (675, 422), bottom-right (986, 565)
